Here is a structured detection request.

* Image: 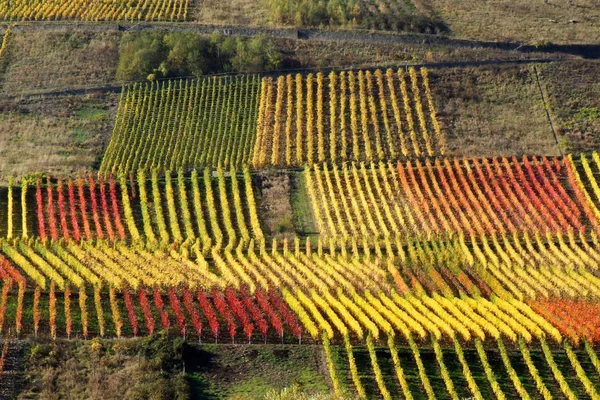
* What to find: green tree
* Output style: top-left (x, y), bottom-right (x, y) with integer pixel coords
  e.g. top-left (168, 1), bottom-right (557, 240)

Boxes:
top-left (117, 31), bottom-right (166, 81)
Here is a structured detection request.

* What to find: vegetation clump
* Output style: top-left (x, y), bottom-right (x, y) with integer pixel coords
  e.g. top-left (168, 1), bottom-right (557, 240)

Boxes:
top-left (117, 31), bottom-right (282, 81)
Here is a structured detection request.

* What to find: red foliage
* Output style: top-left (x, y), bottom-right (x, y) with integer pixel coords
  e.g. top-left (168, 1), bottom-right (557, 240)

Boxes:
top-left (465, 158), bottom-right (511, 232)
top-left (57, 179), bottom-right (70, 242)
top-left (16, 280), bottom-right (24, 335)
top-left (153, 287), bottom-right (170, 329)
top-left (0, 279), bottom-right (11, 334)
top-left (537, 156), bottom-right (580, 218)
top-left (182, 287), bottom-right (202, 339)
top-left (197, 290), bottom-right (220, 341)
top-left (49, 282), bottom-right (57, 339)
top-left (124, 288), bottom-right (139, 336)
top-left (530, 298), bottom-right (600, 345)
top-left (525, 156), bottom-right (582, 228)
top-left (399, 161), bottom-right (438, 234)
top-left (240, 287), bottom-right (269, 340)
top-left (498, 157), bottom-right (557, 232)
top-left (99, 177), bottom-right (115, 243)
top-left (36, 178), bottom-right (46, 242)
top-left (78, 176), bottom-right (92, 240)
top-left (0, 263), bottom-right (8, 282)
top-left (139, 289), bottom-right (155, 335)
top-left (67, 179), bottom-right (81, 242)
top-left (88, 175), bottom-right (104, 239)
top-left (505, 156), bottom-right (565, 231)
top-left (553, 156), bottom-right (562, 172)
top-left (472, 157), bottom-right (524, 232)
top-left (0, 257), bottom-right (24, 284)
top-left (168, 287), bottom-right (186, 336)
top-left (33, 286), bottom-right (41, 336)
top-left (255, 289), bottom-right (284, 339)
top-left (268, 290), bottom-right (302, 340)
top-left (225, 287), bottom-right (254, 342)
top-left (109, 174), bottom-right (126, 240)
top-left (211, 289), bottom-right (237, 343)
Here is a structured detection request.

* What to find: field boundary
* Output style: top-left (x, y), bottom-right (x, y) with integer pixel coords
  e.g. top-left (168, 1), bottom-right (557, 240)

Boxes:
top-left (532, 65), bottom-right (563, 157)
top-left (1, 21), bottom-right (599, 58)
top-left (0, 58), bottom-right (565, 101)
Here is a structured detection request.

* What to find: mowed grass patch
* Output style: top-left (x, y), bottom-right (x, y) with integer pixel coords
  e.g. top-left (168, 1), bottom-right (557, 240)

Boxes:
top-left (185, 344), bottom-right (330, 399)
top-left (290, 171), bottom-right (320, 241)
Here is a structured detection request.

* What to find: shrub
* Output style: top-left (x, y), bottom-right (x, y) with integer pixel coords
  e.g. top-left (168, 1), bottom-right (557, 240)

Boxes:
top-left (117, 32), bottom-right (282, 81)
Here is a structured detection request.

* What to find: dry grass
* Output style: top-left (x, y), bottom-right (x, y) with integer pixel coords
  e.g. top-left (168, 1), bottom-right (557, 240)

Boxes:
top-left (430, 64), bottom-right (561, 157)
top-left (422, 0), bottom-right (600, 44)
top-left (257, 172), bottom-right (296, 242)
top-left (0, 30), bottom-right (118, 94)
top-left (538, 60), bottom-right (600, 153)
top-left (275, 37), bottom-right (561, 70)
top-left (0, 93), bottom-right (117, 183)
top-left (193, 0), bottom-right (600, 43)
top-left (193, 0), bottom-right (268, 26)
top-left (19, 337), bottom-right (188, 400)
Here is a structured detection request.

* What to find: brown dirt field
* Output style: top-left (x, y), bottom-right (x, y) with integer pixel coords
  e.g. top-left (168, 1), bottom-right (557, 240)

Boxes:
top-left (422, 0), bottom-right (600, 44)
top-left (537, 60), bottom-right (600, 153)
top-left (0, 30), bottom-right (118, 95)
top-left (257, 172), bottom-right (297, 242)
top-left (430, 64), bottom-right (562, 157)
top-left (275, 37), bottom-right (562, 71)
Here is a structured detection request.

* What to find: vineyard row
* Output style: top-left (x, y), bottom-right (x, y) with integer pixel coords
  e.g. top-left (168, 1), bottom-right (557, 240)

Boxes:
top-left (0, 234), bottom-right (599, 343)
top-left (306, 155), bottom-right (599, 244)
top-left (101, 76), bottom-right (261, 174)
top-left (1, 167), bottom-right (263, 249)
top-left (100, 67), bottom-right (445, 173)
top-left (0, 0), bottom-right (190, 22)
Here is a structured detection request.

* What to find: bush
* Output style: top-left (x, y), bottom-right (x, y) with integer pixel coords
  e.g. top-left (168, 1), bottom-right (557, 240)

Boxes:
top-left (117, 31), bottom-right (282, 81)
top-left (117, 31), bottom-right (167, 81)
top-left (229, 35), bottom-right (282, 74)
top-left (19, 336), bottom-right (190, 400)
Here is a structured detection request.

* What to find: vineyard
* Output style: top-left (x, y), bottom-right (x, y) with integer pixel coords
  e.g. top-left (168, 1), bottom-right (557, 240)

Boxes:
top-left (2, 154), bottom-right (600, 396)
top-left (2, 58), bottom-right (600, 398)
top-left (101, 76), bottom-right (261, 174)
top-left (0, 0), bottom-right (190, 22)
top-left (100, 67), bottom-right (446, 174)
top-left (262, 0), bottom-right (445, 33)
top-left (253, 67), bottom-right (445, 167)
top-left (305, 156), bottom-right (595, 244)
top-left (0, 167), bottom-right (263, 249)
top-left (1, 230), bottom-right (600, 397)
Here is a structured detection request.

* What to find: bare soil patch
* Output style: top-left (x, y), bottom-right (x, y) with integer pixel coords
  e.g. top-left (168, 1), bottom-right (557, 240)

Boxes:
top-left (431, 64), bottom-right (561, 157)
